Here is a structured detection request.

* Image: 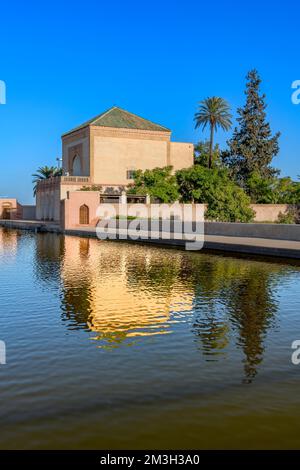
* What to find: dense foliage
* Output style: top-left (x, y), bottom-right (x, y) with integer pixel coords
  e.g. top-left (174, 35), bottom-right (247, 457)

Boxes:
top-left (176, 166), bottom-right (254, 222)
top-left (194, 141), bottom-right (221, 168)
top-left (246, 172), bottom-right (300, 204)
top-left (127, 166), bottom-right (179, 203)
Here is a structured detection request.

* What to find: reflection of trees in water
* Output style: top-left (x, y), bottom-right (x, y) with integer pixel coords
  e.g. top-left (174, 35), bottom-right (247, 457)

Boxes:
top-left (193, 313), bottom-right (230, 359)
top-left (227, 269), bottom-right (278, 383)
top-left (189, 257), bottom-right (246, 361)
top-left (188, 254), bottom-right (281, 382)
top-left (34, 233), bottom-right (65, 285)
top-left (32, 232), bottom-right (294, 380)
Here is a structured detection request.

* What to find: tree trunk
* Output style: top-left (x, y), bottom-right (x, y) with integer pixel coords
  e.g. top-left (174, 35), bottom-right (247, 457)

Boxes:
top-left (209, 124), bottom-right (214, 169)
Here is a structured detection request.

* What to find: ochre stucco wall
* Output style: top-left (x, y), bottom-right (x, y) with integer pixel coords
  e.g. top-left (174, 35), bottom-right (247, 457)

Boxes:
top-left (61, 125), bottom-right (193, 185)
top-left (92, 135), bottom-right (169, 185)
top-left (91, 127), bottom-right (193, 185)
top-left (169, 142), bottom-right (194, 171)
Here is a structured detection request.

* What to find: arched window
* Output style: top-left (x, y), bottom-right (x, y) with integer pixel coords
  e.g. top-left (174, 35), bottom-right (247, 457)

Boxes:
top-left (72, 154), bottom-right (82, 176)
top-left (79, 204), bottom-right (89, 225)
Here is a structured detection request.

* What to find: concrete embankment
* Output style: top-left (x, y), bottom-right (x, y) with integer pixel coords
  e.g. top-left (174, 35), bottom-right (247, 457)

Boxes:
top-left (0, 219), bottom-right (60, 233)
top-left (1, 219), bottom-right (300, 260)
top-left (62, 226), bottom-right (300, 260)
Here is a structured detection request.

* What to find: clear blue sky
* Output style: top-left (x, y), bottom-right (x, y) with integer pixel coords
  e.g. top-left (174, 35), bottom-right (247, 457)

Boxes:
top-left (0, 0), bottom-right (299, 203)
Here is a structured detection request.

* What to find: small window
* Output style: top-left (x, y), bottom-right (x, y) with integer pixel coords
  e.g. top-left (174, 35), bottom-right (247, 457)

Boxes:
top-left (126, 170), bottom-right (135, 180)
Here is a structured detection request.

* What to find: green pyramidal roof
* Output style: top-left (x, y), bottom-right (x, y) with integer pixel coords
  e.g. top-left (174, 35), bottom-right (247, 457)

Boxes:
top-left (62, 106), bottom-right (171, 136)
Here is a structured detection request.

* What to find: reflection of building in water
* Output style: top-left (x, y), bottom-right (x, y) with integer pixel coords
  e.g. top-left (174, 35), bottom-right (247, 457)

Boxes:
top-left (60, 237), bottom-right (194, 346)
top-left (31, 231), bottom-right (286, 381)
top-left (0, 228), bottom-right (19, 258)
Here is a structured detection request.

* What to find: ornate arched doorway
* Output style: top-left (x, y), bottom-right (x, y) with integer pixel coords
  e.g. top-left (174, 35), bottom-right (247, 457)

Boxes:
top-left (79, 204), bottom-right (89, 225)
top-left (72, 155), bottom-right (82, 176)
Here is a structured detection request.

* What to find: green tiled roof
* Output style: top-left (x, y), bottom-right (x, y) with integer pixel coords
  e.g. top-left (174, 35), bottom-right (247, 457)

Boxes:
top-left (62, 106), bottom-right (170, 136)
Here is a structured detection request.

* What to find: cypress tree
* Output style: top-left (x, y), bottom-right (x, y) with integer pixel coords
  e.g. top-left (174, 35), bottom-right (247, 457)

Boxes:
top-left (222, 70), bottom-right (280, 186)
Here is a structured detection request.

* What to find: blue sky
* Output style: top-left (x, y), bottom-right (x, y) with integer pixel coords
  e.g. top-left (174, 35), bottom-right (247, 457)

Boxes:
top-left (0, 0), bottom-right (299, 203)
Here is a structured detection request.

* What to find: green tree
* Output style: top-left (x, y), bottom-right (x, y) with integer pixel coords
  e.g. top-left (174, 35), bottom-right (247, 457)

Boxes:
top-left (176, 166), bottom-right (254, 222)
top-left (194, 140), bottom-right (221, 168)
top-left (275, 177), bottom-right (300, 204)
top-left (246, 172), bottom-right (300, 204)
top-left (194, 97), bottom-right (232, 169)
top-left (127, 166), bottom-right (179, 203)
top-left (223, 70), bottom-right (280, 186)
top-left (246, 172), bottom-right (277, 203)
top-left (32, 166), bottom-right (63, 196)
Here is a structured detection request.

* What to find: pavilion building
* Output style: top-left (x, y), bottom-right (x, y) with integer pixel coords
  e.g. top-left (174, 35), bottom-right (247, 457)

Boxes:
top-left (36, 106), bottom-right (194, 226)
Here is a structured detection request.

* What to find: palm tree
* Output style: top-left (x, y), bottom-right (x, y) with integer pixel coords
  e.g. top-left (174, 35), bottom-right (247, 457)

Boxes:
top-left (32, 166), bottom-right (63, 196)
top-left (194, 97), bottom-right (232, 169)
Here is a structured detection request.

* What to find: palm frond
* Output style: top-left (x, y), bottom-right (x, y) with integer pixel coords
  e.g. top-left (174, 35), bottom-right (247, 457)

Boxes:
top-left (32, 165), bottom-right (62, 196)
top-left (194, 97), bottom-right (232, 132)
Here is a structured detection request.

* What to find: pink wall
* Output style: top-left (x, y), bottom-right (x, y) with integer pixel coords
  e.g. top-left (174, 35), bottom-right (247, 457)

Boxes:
top-left (62, 191), bottom-right (100, 229)
top-left (61, 193), bottom-right (300, 231)
top-left (250, 204), bottom-right (299, 222)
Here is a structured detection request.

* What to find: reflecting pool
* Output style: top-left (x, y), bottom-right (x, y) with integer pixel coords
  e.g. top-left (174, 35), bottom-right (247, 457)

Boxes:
top-left (0, 228), bottom-right (300, 449)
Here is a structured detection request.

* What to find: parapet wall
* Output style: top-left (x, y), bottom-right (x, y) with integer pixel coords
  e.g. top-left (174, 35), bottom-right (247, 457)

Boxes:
top-left (250, 204), bottom-right (299, 222)
top-left (205, 222), bottom-right (300, 241)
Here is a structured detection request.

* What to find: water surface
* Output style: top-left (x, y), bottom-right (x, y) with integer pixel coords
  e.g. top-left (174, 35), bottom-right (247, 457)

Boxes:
top-left (0, 228), bottom-right (300, 449)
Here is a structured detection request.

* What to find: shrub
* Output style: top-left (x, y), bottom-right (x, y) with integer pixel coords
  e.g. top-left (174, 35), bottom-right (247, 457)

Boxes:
top-left (127, 166), bottom-right (179, 203)
top-left (176, 166), bottom-right (254, 222)
top-left (246, 172), bottom-right (300, 204)
top-left (277, 210), bottom-right (296, 224)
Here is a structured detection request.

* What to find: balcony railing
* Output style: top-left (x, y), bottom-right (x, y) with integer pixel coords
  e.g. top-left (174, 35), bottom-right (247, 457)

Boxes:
top-left (37, 176), bottom-right (91, 186)
top-left (60, 176), bottom-right (90, 183)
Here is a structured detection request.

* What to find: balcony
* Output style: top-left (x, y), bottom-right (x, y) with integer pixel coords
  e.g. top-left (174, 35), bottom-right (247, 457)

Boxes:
top-left (37, 176), bottom-right (91, 187)
top-left (60, 176), bottom-right (91, 184)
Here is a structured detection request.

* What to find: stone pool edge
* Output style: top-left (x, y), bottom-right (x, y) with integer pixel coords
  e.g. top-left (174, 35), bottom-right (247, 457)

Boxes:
top-left (1, 219), bottom-right (300, 261)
